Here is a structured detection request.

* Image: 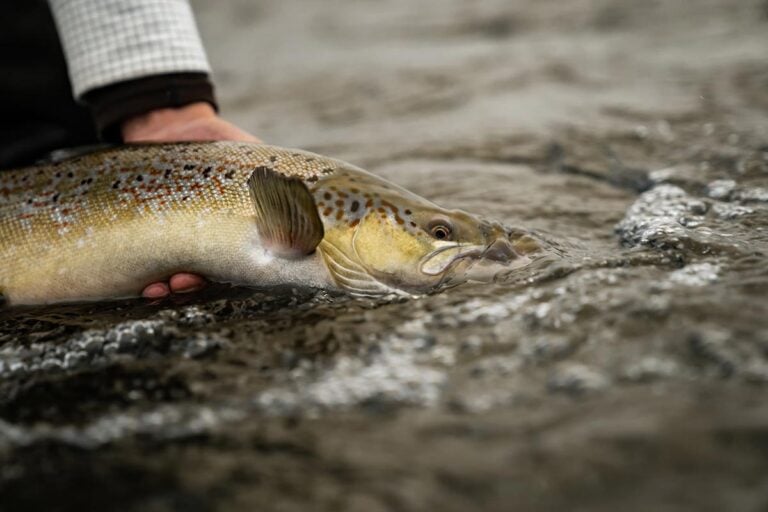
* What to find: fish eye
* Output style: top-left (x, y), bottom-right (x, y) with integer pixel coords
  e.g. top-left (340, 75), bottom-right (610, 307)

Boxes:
top-left (428, 219), bottom-right (453, 241)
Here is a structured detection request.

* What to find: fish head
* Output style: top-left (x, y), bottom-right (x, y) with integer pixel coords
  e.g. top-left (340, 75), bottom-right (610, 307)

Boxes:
top-left (313, 169), bottom-right (534, 296)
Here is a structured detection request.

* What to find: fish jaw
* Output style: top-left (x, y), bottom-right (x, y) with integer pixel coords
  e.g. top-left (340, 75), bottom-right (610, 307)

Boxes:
top-left (417, 227), bottom-right (545, 289)
top-left (429, 246), bottom-right (535, 291)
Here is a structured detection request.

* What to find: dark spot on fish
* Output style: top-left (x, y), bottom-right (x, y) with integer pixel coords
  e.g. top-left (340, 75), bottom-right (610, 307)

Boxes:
top-left (322, 168), bottom-right (333, 174)
top-left (317, 201), bottom-right (325, 207)
top-left (27, 199), bottom-right (32, 204)
top-left (87, 178), bottom-right (93, 184)
top-left (335, 199), bottom-right (344, 207)
top-left (202, 166), bottom-right (212, 178)
top-left (338, 191), bottom-right (348, 198)
top-left (336, 210), bottom-right (345, 220)
top-left (377, 207), bottom-right (386, 214)
top-left (405, 209), bottom-right (412, 215)
top-left (323, 207), bottom-right (333, 216)
top-left (330, 186), bottom-right (337, 191)
top-left (305, 157), bottom-right (315, 162)
top-left (182, 196), bottom-right (189, 201)
top-left (67, 172), bottom-right (74, 178)
top-left (410, 221), bottom-right (417, 228)
top-left (365, 199), bottom-right (373, 208)
top-left (184, 164), bottom-right (195, 171)
top-left (292, 153), bottom-right (300, 157)
top-left (269, 155), bottom-right (277, 163)
top-left (350, 187), bottom-right (359, 194)
top-left (55, 172), bottom-right (61, 178)
top-left (363, 193), bottom-right (371, 199)
top-left (381, 200), bottom-right (398, 213)
top-left (21, 175), bottom-right (28, 182)
top-left (349, 219), bottom-right (360, 228)
top-left (395, 216), bottom-right (405, 225)
top-left (324, 192), bottom-right (332, 201)
top-left (164, 169), bottom-right (172, 179)
top-left (224, 170), bottom-right (236, 179)
top-left (52, 193), bottom-right (60, 203)
top-left (350, 200), bottom-right (360, 212)
top-left (135, 175), bottom-right (143, 182)
top-left (307, 176), bottom-right (319, 183)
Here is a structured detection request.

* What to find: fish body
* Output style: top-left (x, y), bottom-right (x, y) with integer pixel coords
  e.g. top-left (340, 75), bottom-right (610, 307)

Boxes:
top-left (0, 142), bottom-right (529, 306)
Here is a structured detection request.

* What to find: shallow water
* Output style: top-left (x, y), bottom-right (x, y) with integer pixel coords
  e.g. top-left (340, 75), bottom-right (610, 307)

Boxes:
top-left (2, 0), bottom-right (768, 510)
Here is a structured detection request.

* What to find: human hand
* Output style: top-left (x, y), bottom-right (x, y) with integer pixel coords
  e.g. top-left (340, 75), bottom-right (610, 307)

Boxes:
top-left (121, 102), bottom-right (261, 299)
top-left (122, 102), bottom-right (260, 143)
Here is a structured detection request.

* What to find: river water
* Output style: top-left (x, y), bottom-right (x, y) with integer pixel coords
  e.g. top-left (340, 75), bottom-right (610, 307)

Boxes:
top-left (1, 0), bottom-right (767, 510)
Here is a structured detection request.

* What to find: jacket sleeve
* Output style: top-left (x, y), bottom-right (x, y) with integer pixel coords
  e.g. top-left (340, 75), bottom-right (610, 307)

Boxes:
top-left (47, 0), bottom-right (217, 140)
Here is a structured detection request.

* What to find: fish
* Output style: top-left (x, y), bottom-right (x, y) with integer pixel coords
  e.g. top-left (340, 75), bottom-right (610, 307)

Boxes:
top-left (0, 142), bottom-right (535, 306)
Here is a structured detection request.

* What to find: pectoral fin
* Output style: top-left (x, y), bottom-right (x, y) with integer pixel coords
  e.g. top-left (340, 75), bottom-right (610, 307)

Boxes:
top-left (248, 166), bottom-right (324, 258)
top-left (318, 239), bottom-right (397, 297)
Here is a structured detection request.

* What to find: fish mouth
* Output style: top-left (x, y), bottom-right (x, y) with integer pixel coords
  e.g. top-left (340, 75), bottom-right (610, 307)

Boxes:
top-left (419, 238), bottom-right (524, 279)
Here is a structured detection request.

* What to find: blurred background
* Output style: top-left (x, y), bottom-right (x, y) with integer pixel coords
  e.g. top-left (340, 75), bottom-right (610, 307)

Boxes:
top-left (196, 0), bottom-right (767, 160)
top-left (1, 1), bottom-right (767, 511)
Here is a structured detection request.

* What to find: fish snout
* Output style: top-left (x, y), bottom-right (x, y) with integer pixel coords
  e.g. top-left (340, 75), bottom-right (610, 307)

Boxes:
top-left (483, 239), bottom-right (518, 263)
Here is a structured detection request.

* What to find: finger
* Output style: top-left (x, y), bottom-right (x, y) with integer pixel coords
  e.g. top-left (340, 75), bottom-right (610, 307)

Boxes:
top-left (169, 273), bottom-right (207, 293)
top-left (142, 282), bottom-right (171, 299)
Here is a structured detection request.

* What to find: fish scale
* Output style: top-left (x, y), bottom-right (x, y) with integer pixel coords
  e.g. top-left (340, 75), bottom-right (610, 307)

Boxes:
top-left (0, 142), bottom-right (346, 304)
top-left (0, 141), bottom-right (522, 305)
top-left (2, 143), bottom-right (344, 239)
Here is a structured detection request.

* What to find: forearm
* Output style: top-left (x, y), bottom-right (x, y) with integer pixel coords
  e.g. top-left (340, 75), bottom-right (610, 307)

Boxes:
top-left (84, 72), bottom-right (216, 140)
top-left (48, 0), bottom-right (217, 139)
top-left (48, 0), bottom-right (211, 96)
top-left (121, 101), bottom-right (258, 143)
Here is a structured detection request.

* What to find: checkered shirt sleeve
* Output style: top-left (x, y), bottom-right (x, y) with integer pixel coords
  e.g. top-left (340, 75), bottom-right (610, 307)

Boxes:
top-left (48, 0), bottom-right (212, 99)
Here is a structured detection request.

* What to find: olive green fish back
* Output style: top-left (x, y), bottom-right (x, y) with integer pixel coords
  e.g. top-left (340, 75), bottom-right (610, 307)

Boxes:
top-left (0, 141), bottom-right (346, 281)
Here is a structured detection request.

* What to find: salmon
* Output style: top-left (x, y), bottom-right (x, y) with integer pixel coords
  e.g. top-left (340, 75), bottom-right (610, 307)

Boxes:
top-left (0, 142), bottom-right (528, 305)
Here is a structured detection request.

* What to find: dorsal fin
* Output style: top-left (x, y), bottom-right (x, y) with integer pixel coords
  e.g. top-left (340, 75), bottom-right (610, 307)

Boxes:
top-left (247, 166), bottom-right (324, 258)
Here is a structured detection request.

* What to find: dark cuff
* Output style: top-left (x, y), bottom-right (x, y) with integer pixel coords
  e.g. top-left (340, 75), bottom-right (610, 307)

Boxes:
top-left (82, 72), bottom-right (218, 142)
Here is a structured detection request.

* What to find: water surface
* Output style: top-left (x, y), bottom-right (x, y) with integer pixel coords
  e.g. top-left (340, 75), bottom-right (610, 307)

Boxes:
top-left (2, 0), bottom-right (768, 510)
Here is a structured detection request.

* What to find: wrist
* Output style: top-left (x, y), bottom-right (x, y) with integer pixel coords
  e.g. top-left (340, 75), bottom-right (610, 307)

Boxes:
top-left (81, 72), bottom-right (217, 142)
top-left (121, 102), bottom-right (216, 142)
